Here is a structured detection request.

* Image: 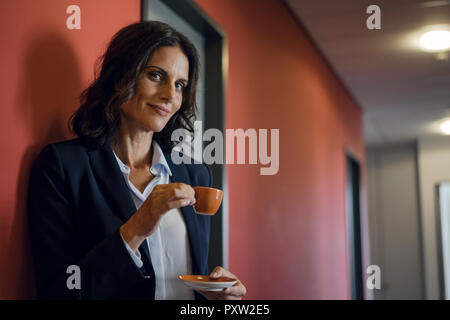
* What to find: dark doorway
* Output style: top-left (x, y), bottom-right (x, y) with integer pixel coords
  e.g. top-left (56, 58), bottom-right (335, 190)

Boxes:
top-left (346, 154), bottom-right (364, 300)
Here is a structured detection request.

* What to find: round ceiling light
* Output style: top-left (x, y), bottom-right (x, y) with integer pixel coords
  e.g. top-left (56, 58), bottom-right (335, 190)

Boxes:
top-left (419, 30), bottom-right (450, 51)
top-left (440, 119), bottom-right (450, 135)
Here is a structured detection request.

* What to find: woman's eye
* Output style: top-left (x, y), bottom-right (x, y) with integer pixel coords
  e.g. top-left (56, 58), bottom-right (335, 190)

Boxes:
top-left (175, 82), bottom-right (186, 90)
top-left (148, 72), bottom-right (161, 80)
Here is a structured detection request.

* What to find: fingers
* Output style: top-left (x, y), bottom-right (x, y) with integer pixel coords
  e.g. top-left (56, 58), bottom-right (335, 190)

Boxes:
top-left (223, 284), bottom-right (247, 298)
top-left (135, 183), bottom-right (197, 238)
top-left (210, 266), bottom-right (235, 279)
top-left (150, 183), bottom-right (196, 211)
top-left (209, 266), bottom-right (223, 278)
top-left (165, 183), bottom-right (196, 203)
top-left (206, 266), bottom-right (247, 300)
top-left (166, 198), bottom-right (195, 210)
top-left (165, 183), bottom-right (196, 210)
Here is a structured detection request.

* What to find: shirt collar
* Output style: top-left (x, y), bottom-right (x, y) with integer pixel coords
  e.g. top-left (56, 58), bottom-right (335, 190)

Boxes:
top-left (151, 141), bottom-right (172, 176)
top-left (112, 140), bottom-right (172, 177)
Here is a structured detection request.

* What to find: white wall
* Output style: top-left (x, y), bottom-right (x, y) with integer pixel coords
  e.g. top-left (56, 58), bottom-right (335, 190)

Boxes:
top-left (367, 143), bottom-right (424, 299)
top-left (417, 135), bottom-right (450, 299)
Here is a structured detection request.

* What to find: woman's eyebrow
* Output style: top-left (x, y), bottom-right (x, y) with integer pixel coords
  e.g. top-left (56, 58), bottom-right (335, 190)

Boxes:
top-left (145, 65), bottom-right (188, 83)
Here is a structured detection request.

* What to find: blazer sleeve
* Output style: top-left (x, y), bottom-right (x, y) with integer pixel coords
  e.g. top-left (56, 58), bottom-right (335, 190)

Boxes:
top-left (27, 145), bottom-right (147, 299)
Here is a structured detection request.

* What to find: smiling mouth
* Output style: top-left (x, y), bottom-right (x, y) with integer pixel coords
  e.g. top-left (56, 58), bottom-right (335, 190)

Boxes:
top-left (148, 104), bottom-right (170, 116)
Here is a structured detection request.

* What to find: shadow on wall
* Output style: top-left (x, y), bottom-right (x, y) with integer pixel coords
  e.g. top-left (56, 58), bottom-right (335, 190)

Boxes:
top-left (0, 33), bottom-right (82, 299)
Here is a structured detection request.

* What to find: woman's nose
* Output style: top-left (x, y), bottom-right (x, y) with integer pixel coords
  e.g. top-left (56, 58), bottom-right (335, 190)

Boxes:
top-left (159, 82), bottom-right (176, 101)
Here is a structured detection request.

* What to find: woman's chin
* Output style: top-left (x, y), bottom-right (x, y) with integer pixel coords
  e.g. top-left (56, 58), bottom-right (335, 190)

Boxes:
top-left (143, 120), bottom-right (168, 133)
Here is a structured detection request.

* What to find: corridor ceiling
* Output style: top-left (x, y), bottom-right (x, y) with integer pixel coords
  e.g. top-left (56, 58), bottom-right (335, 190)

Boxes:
top-left (286, 0), bottom-right (450, 146)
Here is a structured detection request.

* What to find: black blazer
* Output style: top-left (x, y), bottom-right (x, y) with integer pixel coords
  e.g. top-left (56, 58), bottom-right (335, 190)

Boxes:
top-left (27, 137), bottom-right (212, 300)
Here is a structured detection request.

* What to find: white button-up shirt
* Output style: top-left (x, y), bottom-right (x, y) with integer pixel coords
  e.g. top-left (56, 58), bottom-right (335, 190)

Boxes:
top-left (114, 141), bottom-right (195, 300)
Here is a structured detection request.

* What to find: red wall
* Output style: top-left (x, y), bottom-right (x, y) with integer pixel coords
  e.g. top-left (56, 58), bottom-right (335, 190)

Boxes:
top-left (0, 0), bottom-right (140, 299)
top-left (195, 0), bottom-right (366, 299)
top-left (0, 0), bottom-right (366, 299)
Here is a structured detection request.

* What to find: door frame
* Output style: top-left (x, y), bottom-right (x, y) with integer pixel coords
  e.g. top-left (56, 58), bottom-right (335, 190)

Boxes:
top-left (141, 0), bottom-right (228, 270)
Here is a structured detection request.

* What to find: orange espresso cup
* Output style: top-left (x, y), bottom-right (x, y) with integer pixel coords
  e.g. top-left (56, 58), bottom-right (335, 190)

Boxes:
top-left (193, 187), bottom-right (223, 215)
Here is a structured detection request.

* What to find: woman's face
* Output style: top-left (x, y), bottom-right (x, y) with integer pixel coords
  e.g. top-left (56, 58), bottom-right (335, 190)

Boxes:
top-left (120, 45), bottom-right (189, 133)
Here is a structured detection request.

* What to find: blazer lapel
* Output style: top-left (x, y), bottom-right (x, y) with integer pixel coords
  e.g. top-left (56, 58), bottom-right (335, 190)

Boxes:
top-left (87, 143), bottom-right (137, 223)
top-left (165, 151), bottom-right (203, 275)
top-left (87, 143), bottom-right (154, 265)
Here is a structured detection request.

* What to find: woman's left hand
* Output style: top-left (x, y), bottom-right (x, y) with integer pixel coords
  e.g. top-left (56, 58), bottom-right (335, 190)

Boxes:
top-left (196, 266), bottom-right (247, 300)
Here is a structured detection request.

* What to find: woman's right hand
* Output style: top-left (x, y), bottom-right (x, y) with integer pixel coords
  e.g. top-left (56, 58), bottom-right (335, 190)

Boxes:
top-left (119, 183), bottom-right (196, 252)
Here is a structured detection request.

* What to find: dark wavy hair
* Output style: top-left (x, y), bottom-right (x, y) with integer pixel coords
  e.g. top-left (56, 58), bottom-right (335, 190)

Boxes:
top-left (70, 21), bottom-right (200, 152)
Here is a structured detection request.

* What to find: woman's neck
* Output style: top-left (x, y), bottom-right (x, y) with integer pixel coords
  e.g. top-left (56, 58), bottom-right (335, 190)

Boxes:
top-left (111, 119), bottom-right (154, 170)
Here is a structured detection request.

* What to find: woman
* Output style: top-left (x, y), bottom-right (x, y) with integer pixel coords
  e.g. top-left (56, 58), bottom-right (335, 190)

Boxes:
top-left (27, 21), bottom-right (246, 300)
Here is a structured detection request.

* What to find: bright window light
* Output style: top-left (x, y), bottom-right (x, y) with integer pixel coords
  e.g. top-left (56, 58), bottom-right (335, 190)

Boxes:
top-left (419, 30), bottom-right (450, 51)
top-left (441, 119), bottom-right (450, 135)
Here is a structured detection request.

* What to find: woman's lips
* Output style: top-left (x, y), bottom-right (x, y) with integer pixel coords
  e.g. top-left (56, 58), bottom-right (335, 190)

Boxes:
top-left (148, 104), bottom-right (170, 116)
